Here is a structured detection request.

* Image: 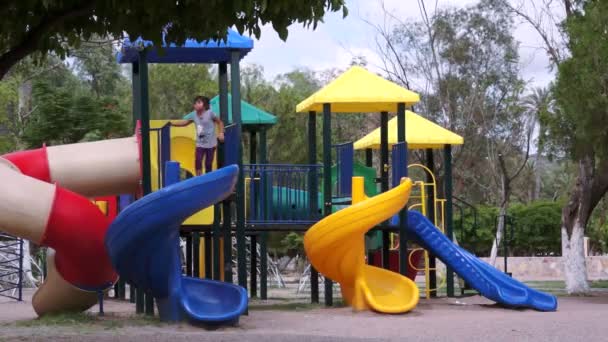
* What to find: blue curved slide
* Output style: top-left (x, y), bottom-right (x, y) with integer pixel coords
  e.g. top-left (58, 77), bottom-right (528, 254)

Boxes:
top-left (105, 165), bottom-right (248, 325)
top-left (404, 211), bottom-right (557, 311)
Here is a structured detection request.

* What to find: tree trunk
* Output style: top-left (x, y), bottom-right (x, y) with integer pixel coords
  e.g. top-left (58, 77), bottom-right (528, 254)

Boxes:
top-left (490, 203), bottom-right (508, 266)
top-left (534, 152), bottom-right (542, 200)
top-left (562, 217), bottom-right (589, 294)
top-left (561, 156), bottom-right (595, 294)
top-left (560, 154), bottom-right (608, 293)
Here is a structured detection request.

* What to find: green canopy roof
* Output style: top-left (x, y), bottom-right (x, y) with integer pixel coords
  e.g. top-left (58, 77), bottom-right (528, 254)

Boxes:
top-left (184, 94), bottom-right (277, 127)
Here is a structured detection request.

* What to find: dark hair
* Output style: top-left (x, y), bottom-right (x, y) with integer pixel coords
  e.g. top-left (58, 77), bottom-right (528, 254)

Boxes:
top-left (193, 95), bottom-right (210, 109)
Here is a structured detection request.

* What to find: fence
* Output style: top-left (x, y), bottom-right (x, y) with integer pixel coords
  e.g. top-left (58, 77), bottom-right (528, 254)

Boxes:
top-left (0, 233), bottom-right (23, 301)
top-left (243, 164), bottom-right (323, 224)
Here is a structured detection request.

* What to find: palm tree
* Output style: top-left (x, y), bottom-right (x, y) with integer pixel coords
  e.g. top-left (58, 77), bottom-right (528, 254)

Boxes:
top-left (522, 86), bottom-right (553, 201)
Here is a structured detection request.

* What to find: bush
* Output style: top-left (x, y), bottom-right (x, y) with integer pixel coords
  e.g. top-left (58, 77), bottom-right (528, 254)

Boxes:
top-left (509, 201), bottom-right (562, 256)
top-left (455, 201), bottom-right (562, 257)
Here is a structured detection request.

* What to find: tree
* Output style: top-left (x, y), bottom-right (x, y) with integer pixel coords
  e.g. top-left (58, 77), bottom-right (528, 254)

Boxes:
top-left (0, 0), bottom-right (348, 80)
top-left (522, 87), bottom-right (553, 201)
top-left (543, 0), bottom-right (608, 294)
top-left (369, 0), bottom-right (533, 265)
top-left (266, 69), bottom-right (320, 164)
top-left (148, 64), bottom-right (216, 119)
top-left (72, 41), bottom-right (125, 98)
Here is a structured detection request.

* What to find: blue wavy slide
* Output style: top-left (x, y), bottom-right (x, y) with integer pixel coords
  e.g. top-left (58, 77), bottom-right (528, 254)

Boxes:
top-left (403, 211), bottom-right (557, 311)
top-left (105, 164), bottom-right (248, 325)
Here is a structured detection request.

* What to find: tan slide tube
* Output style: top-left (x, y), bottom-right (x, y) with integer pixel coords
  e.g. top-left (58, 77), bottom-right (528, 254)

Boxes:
top-left (47, 136), bottom-right (141, 197)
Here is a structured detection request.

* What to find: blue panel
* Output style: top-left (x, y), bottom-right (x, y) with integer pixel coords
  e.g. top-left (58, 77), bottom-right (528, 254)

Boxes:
top-left (117, 29), bottom-right (253, 64)
top-left (105, 164), bottom-right (248, 325)
top-left (160, 124), bottom-right (172, 187)
top-left (118, 195), bottom-right (134, 212)
top-left (334, 143), bottom-right (353, 197)
top-left (397, 211), bottom-right (557, 312)
top-left (391, 142), bottom-right (407, 188)
top-left (224, 125), bottom-right (239, 166)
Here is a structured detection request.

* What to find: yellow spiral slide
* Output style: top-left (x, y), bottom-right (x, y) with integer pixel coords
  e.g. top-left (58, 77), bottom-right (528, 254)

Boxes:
top-left (304, 177), bottom-right (419, 313)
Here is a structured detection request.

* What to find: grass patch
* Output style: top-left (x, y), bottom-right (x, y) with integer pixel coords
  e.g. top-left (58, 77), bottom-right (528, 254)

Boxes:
top-left (249, 299), bottom-right (345, 311)
top-left (590, 280), bottom-right (608, 288)
top-left (12, 312), bottom-right (164, 329)
top-left (15, 312), bottom-right (96, 327)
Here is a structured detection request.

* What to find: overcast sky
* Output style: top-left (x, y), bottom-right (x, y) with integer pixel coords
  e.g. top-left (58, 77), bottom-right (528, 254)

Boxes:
top-left (243, 0), bottom-right (563, 89)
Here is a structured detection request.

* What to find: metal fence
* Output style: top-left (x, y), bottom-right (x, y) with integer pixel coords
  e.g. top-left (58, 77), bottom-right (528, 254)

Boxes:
top-left (0, 232), bottom-right (23, 301)
top-left (243, 164), bottom-right (323, 224)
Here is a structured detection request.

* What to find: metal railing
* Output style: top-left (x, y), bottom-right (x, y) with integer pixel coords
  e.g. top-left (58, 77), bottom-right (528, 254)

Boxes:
top-left (243, 164), bottom-right (323, 224)
top-left (0, 232), bottom-right (23, 301)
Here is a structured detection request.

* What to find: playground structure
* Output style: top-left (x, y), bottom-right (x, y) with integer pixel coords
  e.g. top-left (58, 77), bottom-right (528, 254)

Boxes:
top-left (0, 29), bottom-right (559, 328)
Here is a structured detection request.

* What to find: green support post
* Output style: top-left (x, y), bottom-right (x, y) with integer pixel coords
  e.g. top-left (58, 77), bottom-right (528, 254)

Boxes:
top-left (259, 127), bottom-right (268, 300)
top-left (308, 111), bottom-right (319, 304)
top-left (193, 232), bottom-right (200, 278)
top-left (249, 130), bottom-right (258, 297)
top-left (219, 62), bottom-right (232, 283)
top-left (186, 235), bottom-right (193, 276)
top-left (322, 104), bottom-right (333, 306)
top-left (380, 111), bottom-right (390, 270)
top-left (131, 62), bottom-right (141, 129)
top-left (130, 61), bottom-right (142, 311)
top-left (250, 234), bottom-right (258, 298)
top-left (425, 148), bottom-right (437, 297)
top-left (396, 103), bottom-right (408, 277)
top-left (231, 51), bottom-right (247, 291)
top-left (250, 130), bottom-right (257, 164)
top-left (137, 51), bottom-right (154, 316)
top-left (444, 144), bottom-right (455, 297)
top-left (365, 148), bottom-right (373, 167)
top-left (204, 232), bottom-right (212, 278)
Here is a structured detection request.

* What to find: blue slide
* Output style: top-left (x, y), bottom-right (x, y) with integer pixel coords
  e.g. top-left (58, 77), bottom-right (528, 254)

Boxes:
top-left (105, 164), bottom-right (248, 325)
top-left (404, 211), bottom-right (557, 311)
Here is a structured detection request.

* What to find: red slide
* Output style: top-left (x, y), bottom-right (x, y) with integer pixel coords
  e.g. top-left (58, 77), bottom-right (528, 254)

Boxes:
top-left (3, 147), bottom-right (117, 289)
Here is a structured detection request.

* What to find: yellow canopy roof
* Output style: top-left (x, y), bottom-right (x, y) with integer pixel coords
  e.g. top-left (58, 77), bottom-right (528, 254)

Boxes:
top-left (296, 66), bottom-right (420, 113)
top-left (354, 111), bottom-right (464, 150)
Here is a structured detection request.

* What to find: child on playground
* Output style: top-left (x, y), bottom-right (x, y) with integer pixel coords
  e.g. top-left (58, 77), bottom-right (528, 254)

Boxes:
top-left (172, 96), bottom-right (225, 175)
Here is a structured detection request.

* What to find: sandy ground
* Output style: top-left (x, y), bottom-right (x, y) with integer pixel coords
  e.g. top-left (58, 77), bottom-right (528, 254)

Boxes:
top-left (2, 289), bottom-right (608, 341)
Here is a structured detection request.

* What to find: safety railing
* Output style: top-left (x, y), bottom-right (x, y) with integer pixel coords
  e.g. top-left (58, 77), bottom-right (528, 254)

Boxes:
top-left (243, 164), bottom-right (323, 225)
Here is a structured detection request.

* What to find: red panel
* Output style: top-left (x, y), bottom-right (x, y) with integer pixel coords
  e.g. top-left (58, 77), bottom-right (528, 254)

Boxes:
top-left (42, 186), bottom-right (117, 290)
top-left (2, 146), bottom-right (50, 182)
top-left (369, 249), bottom-right (424, 280)
top-left (94, 196), bottom-right (118, 220)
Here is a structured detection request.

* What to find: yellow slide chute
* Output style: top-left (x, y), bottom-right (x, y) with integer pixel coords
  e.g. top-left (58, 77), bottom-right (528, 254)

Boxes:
top-left (304, 177), bottom-right (419, 313)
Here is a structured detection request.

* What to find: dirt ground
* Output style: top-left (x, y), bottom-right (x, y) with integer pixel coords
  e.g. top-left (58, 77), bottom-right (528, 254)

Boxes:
top-left (2, 289), bottom-right (608, 341)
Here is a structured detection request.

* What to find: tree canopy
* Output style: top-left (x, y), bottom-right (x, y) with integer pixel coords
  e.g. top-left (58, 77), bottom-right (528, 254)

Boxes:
top-left (0, 0), bottom-right (347, 79)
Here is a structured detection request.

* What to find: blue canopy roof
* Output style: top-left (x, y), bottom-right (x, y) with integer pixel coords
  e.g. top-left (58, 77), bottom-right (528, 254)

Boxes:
top-left (117, 29), bottom-right (254, 64)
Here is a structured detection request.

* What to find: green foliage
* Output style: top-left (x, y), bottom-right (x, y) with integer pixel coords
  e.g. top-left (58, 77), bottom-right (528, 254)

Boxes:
top-left (550, 1), bottom-right (608, 159)
top-left (281, 232), bottom-right (305, 257)
top-left (0, 74), bottom-right (19, 152)
top-left (456, 205), bottom-right (498, 256)
top-left (148, 64), bottom-right (216, 119)
top-left (21, 79), bottom-right (129, 147)
top-left (0, 0), bottom-right (347, 78)
top-left (509, 201), bottom-right (563, 256)
top-left (587, 199), bottom-right (608, 254)
top-left (456, 201), bottom-right (563, 256)
top-left (72, 41), bottom-right (125, 98)
top-left (266, 69), bottom-right (320, 164)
